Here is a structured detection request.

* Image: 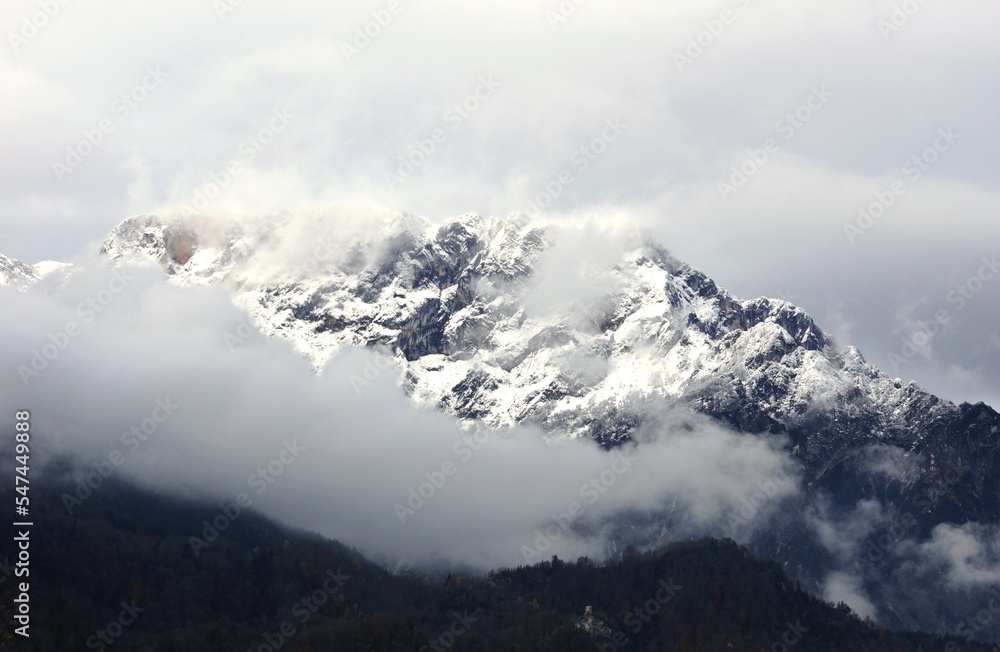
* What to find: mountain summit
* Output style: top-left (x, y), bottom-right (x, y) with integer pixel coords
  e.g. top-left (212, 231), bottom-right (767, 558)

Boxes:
top-left (5, 211), bottom-right (999, 639)
top-left (95, 213), bottom-right (997, 485)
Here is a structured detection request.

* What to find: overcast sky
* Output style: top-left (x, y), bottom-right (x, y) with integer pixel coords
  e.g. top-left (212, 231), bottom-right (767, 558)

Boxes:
top-left (2, 0), bottom-right (998, 408)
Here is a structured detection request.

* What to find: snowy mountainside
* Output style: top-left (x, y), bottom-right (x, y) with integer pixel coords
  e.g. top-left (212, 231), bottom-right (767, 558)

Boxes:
top-left (6, 211), bottom-right (1000, 639)
top-left (0, 253), bottom-right (73, 290)
top-left (96, 214), bottom-right (996, 474)
top-left (0, 253), bottom-right (39, 290)
top-left (94, 213), bottom-right (1000, 534)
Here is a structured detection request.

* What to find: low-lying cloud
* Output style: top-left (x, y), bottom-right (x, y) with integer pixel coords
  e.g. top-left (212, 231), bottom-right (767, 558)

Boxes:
top-left (0, 255), bottom-right (800, 570)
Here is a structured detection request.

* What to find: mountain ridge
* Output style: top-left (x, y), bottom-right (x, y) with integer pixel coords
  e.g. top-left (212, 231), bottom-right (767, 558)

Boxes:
top-left (4, 211), bottom-right (1000, 639)
top-left (5, 212), bottom-right (998, 495)
top-left (87, 213), bottom-right (997, 470)
top-left (5, 466), bottom-right (994, 652)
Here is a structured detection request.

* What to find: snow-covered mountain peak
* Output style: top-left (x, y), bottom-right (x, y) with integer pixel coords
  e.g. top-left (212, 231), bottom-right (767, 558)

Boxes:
top-left (0, 252), bottom-right (37, 290)
top-left (6, 210), bottom-right (998, 640)
top-left (0, 252), bottom-right (73, 291)
top-left (88, 212), bottom-right (978, 464)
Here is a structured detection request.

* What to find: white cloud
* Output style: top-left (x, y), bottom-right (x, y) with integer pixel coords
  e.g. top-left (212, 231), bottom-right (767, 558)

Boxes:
top-left (0, 257), bottom-right (801, 569)
top-left (823, 571), bottom-right (877, 620)
top-left (2, 0), bottom-right (998, 408)
top-left (914, 523), bottom-right (1000, 589)
top-left (808, 497), bottom-right (884, 563)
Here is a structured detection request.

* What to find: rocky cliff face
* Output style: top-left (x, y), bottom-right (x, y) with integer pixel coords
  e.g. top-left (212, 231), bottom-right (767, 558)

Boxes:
top-left (7, 211), bottom-right (1000, 639)
top-left (95, 213), bottom-right (1000, 512)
